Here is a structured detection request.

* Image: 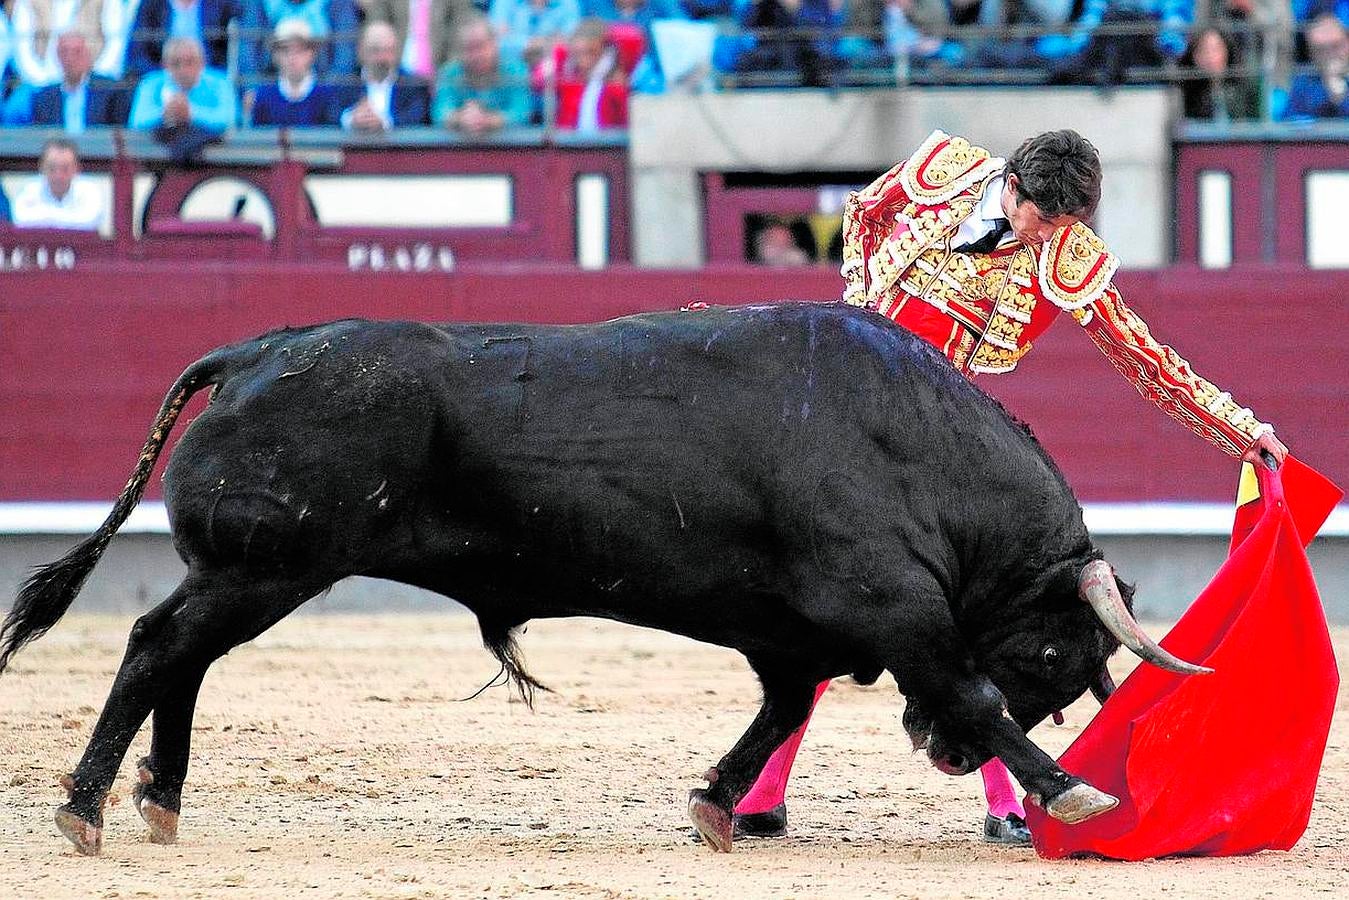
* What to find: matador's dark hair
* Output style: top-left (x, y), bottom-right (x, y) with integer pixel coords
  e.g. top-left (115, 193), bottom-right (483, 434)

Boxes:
top-left (1004, 130), bottom-right (1102, 220)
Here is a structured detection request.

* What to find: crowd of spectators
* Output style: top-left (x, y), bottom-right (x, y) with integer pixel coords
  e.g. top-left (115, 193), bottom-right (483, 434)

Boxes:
top-left (0, 0), bottom-right (1348, 145)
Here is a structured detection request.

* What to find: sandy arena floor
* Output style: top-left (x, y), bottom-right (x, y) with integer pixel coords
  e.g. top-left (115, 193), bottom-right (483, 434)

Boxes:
top-left (0, 613), bottom-right (1345, 899)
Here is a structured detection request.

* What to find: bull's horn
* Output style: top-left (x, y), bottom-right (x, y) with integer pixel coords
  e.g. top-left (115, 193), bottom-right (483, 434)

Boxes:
top-left (1079, 560), bottom-right (1213, 676)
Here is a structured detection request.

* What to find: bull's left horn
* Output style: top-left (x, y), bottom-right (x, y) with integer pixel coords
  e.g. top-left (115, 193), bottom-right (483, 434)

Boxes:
top-left (1079, 560), bottom-right (1213, 676)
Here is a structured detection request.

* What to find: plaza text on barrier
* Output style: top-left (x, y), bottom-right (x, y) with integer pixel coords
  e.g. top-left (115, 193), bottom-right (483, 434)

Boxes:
top-left (0, 246), bottom-right (77, 271)
top-left (347, 243), bottom-right (455, 273)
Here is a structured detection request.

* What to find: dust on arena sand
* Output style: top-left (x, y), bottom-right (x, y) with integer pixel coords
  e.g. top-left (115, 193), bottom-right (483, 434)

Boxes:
top-left (0, 614), bottom-right (1345, 899)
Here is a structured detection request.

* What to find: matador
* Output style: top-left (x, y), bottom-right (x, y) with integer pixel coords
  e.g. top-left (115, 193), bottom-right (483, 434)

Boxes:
top-left (732, 128), bottom-right (1288, 846)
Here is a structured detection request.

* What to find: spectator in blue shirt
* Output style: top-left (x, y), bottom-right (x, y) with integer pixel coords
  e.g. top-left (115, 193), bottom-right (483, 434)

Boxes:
top-left (100, 0), bottom-right (149, 80)
top-left (972, 0), bottom-right (1076, 67)
top-left (129, 35), bottom-right (237, 130)
top-left (29, 32), bottom-right (131, 129)
top-left (1284, 12), bottom-right (1349, 117)
top-left (1293, 0), bottom-right (1349, 20)
top-left (250, 17), bottom-right (339, 124)
top-left (0, 11), bottom-right (11, 91)
top-left (126, 0), bottom-right (242, 75)
top-left (238, 0), bottom-right (360, 84)
top-left (582, 0), bottom-right (682, 28)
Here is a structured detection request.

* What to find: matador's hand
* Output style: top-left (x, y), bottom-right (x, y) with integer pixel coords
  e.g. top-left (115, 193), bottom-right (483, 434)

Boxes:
top-left (1242, 430), bottom-right (1288, 470)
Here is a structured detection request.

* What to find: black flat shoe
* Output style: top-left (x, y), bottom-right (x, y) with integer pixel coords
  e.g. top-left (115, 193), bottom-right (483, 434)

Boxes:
top-left (983, 812), bottom-right (1032, 846)
top-left (732, 803), bottom-right (788, 838)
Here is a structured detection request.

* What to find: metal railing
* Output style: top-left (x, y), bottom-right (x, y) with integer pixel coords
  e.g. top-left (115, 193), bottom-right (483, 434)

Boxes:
top-left (0, 18), bottom-right (1329, 126)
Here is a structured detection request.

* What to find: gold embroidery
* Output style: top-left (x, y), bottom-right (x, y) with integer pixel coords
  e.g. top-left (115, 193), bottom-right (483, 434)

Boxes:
top-left (1082, 288), bottom-right (1270, 456)
top-left (970, 342), bottom-right (1033, 374)
top-left (868, 203), bottom-right (972, 304)
top-left (898, 130), bottom-right (1004, 206)
top-left (1039, 222), bottom-right (1119, 311)
top-left (951, 329), bottom-right (976, 372)
top-left (840, 193), bottom-right (869, 307)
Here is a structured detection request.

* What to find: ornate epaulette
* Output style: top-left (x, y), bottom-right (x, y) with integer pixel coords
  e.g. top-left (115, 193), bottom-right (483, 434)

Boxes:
top-left (898, 130), bottom-right (1004, 206)
top-left (1039, 222), bottom-right (1119, 311)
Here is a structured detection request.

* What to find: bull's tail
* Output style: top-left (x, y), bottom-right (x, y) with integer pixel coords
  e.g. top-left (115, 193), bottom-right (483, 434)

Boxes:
top-left (478, 616), bottom-right (550, 708)
top-left (0, 355), bottom-right (225, 675)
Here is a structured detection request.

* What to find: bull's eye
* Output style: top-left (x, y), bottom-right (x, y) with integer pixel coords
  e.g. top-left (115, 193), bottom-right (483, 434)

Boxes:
top-left (1042, 646), bottom-right (1061, 669)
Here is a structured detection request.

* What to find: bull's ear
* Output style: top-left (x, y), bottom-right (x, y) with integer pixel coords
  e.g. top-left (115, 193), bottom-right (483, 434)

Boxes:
top-left (1044, 559), bottom-right (1086, 610)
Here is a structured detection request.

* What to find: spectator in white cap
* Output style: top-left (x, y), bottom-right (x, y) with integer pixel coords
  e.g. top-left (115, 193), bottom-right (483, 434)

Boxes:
top-left (238, 0), bottom-right (361, 82)
top-left (250, 18), bottom-right (339, 125)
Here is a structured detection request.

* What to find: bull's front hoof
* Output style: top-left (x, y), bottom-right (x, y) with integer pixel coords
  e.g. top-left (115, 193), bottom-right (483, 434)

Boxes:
top-left (1044, 783), bottom-right (1119, 825)
top-left (133, 763), bottom-right (179, 844)
top-left (688, 789), bottom-right (734, 852)
top-left (55, 806), bottom-right (103, 856)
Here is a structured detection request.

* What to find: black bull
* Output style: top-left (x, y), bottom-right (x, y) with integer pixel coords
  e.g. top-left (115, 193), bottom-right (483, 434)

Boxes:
top-left (0, 302), bottom-right (1205, 855)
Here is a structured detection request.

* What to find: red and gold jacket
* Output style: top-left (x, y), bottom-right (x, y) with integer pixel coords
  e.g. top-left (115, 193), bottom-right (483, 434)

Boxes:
top-left (840, 130), bottom-right (1271, 458)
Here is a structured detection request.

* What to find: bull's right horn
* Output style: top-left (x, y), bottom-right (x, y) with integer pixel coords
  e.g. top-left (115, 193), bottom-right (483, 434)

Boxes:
top-left (1079, 560), bottom-right (1213, 676)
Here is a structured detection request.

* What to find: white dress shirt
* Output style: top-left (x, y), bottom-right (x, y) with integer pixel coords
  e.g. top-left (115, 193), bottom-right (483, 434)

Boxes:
top-left (279, 72), bottom-right (317, 102)
top-left (62, 77), bottom-right (89, 133)
top-left (951, 173), bottom-right (1014, 251)
top-left (342, 70), bottom-right (396, 130)
top-left (11, 175), bottom-right (107, 231)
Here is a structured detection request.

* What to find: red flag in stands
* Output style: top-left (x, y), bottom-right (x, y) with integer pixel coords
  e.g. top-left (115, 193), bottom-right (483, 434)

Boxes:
top-left (1027, 457), bottom-right (1342, 860)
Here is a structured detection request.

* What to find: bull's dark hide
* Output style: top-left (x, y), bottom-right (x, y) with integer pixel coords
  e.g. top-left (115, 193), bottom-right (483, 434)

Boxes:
top-left (2, 301), bottom-right (1126, 855)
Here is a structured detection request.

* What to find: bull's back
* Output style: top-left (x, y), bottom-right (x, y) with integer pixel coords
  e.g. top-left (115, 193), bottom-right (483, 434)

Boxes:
top-left (158, 305), bottom-right (1079, 625)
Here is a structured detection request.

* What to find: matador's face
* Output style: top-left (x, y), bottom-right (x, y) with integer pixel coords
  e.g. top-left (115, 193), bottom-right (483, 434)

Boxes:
top-left (1001, 175), bottom-right (1081, 247)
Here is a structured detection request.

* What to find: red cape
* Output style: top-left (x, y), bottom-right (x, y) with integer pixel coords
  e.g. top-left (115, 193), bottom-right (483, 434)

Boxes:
top-left (1026, 457), bottom-right (1342, 860)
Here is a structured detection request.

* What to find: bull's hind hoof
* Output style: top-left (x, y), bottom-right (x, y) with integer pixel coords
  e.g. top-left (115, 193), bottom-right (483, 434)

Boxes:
top-left (134, 791), bottom-right (179, 844)
top-left (688, 789), bottom-right (733, 852)
top-left (55, 806), bottom-right (102, 856)
top-left (1044, 783), bottom-right (1119, 825)
top-left (133, 764), bottom-right (179, 844)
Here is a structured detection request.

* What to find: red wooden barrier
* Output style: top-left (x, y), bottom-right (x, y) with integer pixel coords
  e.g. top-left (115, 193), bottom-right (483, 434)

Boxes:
top-left (1, 264), bottom-right (1343, 503)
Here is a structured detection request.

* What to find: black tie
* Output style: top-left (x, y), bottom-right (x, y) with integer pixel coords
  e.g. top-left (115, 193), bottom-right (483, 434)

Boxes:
top-left (957, 218), bottom-right (1010, 254)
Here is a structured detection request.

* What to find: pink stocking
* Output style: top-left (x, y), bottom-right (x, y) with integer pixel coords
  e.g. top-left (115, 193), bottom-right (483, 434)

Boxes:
top-left (734, 680), bottom-right (831, 815)
top-left (980, 757), bottom-right (1024, 819)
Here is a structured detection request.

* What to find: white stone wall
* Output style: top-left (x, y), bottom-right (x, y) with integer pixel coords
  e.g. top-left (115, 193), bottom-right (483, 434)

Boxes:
top-left (629, 88), bottom-right (1175, 269)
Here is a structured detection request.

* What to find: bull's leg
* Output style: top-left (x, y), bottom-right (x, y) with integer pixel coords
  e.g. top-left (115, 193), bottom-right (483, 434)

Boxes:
top-left (870, 582), bottom-right (1117, 827)
top-left (56, 572), bottom-right (321, 855)
top-left (131, 668), bottom-right (208, 844)
top-left (688, 665), bottom-right (820, 853)
top-left (733, 679), bottom-right (832, 835)
top-left (895, 666), bottom-right (1116, 823)
top-left (964, 713), bottom-right (1117, 824)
